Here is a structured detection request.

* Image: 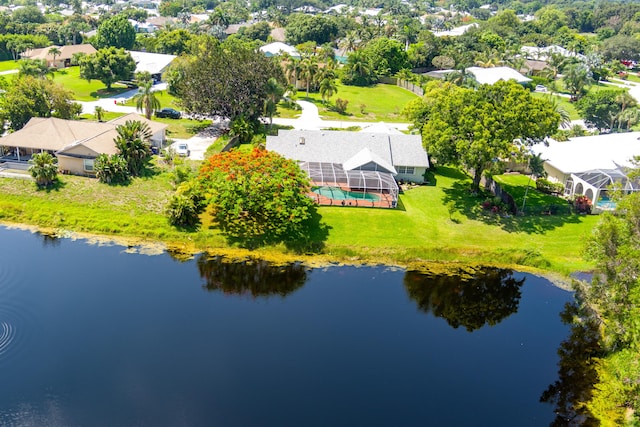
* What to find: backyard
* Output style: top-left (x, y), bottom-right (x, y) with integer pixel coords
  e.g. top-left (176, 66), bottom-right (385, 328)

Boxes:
top-left (0, 164), bottom-right (598, 276)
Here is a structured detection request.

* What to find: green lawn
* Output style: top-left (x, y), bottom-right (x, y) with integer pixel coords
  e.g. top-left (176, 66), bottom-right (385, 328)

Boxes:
top-left (0, 59), bottom-right (20, 72)
top-left (531, 92), bottom-right (580, 120)
top-left (157, 117), bottom-right (213, 139)
top-left (623, 73), bottom-right (640, 84)
top-left (278, 83), bottom-right (418, 122)
top-left (0, 165), bottom-right (598, 276)
top-left (79, 110), bottom-right (212, 139)
top-left (124, 91), bottom-right (181, 110)
top-left (318, 168), bottom-right (597, 275)
top-left (52, 66), bottom-right (131, 101)
top-left (493, 174), bottom-right (569, 212)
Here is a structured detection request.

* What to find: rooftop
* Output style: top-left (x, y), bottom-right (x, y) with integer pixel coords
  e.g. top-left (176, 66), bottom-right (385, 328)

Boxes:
top-left (531, 132), bottom-right (640, 174)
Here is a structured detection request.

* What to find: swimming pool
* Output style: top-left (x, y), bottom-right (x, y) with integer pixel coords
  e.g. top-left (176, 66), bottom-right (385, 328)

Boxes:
top-left (596, 196), bottom-right (617, 210)
top-left (312, 186), bottom-right (380, 202)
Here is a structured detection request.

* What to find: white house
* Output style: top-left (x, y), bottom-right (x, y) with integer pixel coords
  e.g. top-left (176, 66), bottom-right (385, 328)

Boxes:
top-left (127, 50), bottom-right (176, 82)
top-left (259, 42), bottom-right (300, 59)
top-left (531, 133), bottom-right (640, 209)
top-left (466, 66), bottom-right (532, 85)
top-left (423, 66), bottom-right (531, 85)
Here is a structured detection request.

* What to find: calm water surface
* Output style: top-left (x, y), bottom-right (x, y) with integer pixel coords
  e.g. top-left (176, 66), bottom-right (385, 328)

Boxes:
top-left (0, 226), bottom-right (571, 426)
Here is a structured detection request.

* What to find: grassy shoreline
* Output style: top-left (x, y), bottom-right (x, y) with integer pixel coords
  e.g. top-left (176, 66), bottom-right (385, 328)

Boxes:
top-left (0, 165), bottom-right (597, 282)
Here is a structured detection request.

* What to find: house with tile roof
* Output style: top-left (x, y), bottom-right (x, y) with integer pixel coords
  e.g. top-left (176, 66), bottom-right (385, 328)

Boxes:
top-left (0, 113), bottom-right (167, 176)
top-left (21, 44), bottom-right (97, 68)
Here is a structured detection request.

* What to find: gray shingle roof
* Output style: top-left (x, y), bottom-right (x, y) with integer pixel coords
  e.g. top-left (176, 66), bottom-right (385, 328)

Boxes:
top-left (266, 130), bottom-right (429, 169)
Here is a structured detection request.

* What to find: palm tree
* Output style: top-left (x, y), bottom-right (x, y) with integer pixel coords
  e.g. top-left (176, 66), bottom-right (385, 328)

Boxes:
top-left (48, 47), bottom-right (61, 67)
top-left (563, 63), bottom-right (592, 100)
top-left (619, 107), bottom-right (640, 130)
top-left (348, 50), bottom-right (373, 80)
top-left (319, 77), bottom-right (338, 103)
top-left (264, 77), bottom-right (285, 127)
top-left (94, 106), bottom-right (105, 122)
top-left (284, 58), bottom-right (300, 87)
top-left (339, 30), bottom-right (360, 53)
top-left (29, 152), bottom-right (58, 187)
top-left (133, 80), bottom-right (161, 120)
top-left (114, 120), bottom-right (152, 176)
top-left (299, 57), bottom-right (318, 98)
top-left (444, 69), bottom-right (478, 89)
top-left (616, 92), bottom-right (637, 115)
top-left (547, 96), bottom-right (571, 129)
top-left (541, 53), bottom-right (566, 81)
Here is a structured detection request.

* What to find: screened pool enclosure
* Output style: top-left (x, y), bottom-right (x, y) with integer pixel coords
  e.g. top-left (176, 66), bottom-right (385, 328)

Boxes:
top-left (299, 161), bottom-right (399, 208)
top-left (564, 168), bottom-right (640, 211)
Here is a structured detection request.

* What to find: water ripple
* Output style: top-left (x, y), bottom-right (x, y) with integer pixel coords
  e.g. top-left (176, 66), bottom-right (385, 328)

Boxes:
top-left (0, 321), bottom-right (15, 356)
top-left (0, 302), bottom-right (36, 364)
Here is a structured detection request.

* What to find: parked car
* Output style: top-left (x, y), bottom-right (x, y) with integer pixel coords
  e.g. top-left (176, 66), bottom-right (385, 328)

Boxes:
top-left (155, 108), bottom-right (181, 119)
top-left (535, 84), bottom-right (547, 92)
top-left (176, 143), bottom-right (190, 157)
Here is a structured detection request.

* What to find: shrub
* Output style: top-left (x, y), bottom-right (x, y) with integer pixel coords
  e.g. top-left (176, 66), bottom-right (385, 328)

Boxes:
top-left (572, 195), bottom-right (592, 214)
top-left (95, 154), bottom-right (130, 184)
top-left (335, 98), bottom-right (349, 114)
top-left (166, 181), bottom-right (204, 227)
top-left (573, 195), bottom-right (592, 213)
top-left (28, 152), bottom-right (58, 187)
top-left (536, 178), bottom-right (564, 194)
top-left (481, 196), bottom-right (506, 214)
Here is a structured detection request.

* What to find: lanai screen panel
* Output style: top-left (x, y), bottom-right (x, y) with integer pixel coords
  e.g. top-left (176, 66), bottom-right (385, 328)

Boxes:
top-left (299, 161), bottom-right (399, 202)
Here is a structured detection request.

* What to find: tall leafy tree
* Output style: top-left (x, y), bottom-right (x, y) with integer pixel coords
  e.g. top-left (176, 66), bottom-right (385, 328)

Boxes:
top-left (0, 76), bottom-right (81, 130)
top-left (194, 148), bottom-right (315, 247)
top-left (576, 89), bottom-right (626, 130)
top-left (407, 80), bottom-right (560, 192)
top-left (114, 120), bottom-right (152, 176)
top-left (285, 13), bottom-right (339, 45)
top-left (172, 37), bottom-right (284, 123)
top-left (361, 37), bottom-right (409, 76)
top-left (133, 80), bottom-right (161, 120)
top-left (95, 14), bottom-right (136, 49)
top-left (79, 47), bottom-right (136, 90)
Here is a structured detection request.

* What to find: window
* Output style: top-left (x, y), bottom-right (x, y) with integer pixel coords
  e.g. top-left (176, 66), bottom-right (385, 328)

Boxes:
top-left (397, 166), bottom-right (415, 175)
top-left (83, 159), bottom-right (94, 172)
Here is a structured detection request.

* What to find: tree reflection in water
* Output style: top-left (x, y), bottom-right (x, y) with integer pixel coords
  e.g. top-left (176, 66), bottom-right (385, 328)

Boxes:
top-left (197, 255), bottom-right (308, 298)
top-left (540, 299), bottom-right (601, 426)
top-left (403, 266), bottom-right (525, 332)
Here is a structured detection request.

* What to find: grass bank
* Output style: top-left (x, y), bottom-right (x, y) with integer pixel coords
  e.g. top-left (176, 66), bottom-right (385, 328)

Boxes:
top-left (0, 165), bottom-right (597, 275)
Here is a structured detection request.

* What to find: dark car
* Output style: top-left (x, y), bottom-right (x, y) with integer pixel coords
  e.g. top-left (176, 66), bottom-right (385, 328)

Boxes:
top-left (155, 108), bottom-right (181, 119)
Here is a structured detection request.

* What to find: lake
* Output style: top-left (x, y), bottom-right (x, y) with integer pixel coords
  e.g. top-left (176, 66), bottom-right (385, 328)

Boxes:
top-left (0, 226), bottom-right (571, 426)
